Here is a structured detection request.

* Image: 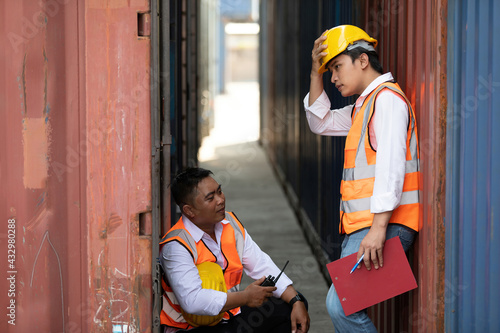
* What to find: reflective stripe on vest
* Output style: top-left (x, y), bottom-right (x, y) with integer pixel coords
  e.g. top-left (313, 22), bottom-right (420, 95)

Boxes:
top-left (340, 82), bottom-right (421, 234)
top-left (159, 212), bottom-right (246, 328)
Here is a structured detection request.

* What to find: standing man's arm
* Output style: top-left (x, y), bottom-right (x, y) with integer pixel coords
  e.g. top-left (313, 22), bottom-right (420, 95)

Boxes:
top-left (304, 31), bottom-right (352, 137)
top-left (357, 211), bottom-right (392, 270)
top-left (309, 31), bottom-right (328, 105)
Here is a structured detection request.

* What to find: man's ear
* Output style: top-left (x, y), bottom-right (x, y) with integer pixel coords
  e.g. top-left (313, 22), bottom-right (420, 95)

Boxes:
top-left (359, 53), bottom-right (370, 69)
top-left (182, 204), bottom-right (196, 219)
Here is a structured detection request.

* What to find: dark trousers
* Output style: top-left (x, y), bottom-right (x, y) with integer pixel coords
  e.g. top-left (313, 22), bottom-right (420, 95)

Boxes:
top-left (176, 294), bottom-right (308, 333)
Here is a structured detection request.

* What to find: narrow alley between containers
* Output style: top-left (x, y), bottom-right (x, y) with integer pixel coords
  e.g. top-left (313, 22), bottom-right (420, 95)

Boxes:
top-left (198, 81), bottom-right (332, 332)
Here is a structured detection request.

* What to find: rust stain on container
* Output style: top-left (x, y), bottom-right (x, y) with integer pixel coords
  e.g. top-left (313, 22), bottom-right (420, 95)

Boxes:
top-left (21, 53), bottom-right (28, 114)
top-left (22, 117), bottom-right (50, 189)
top-left (100, 212), bottom-right (124, 238)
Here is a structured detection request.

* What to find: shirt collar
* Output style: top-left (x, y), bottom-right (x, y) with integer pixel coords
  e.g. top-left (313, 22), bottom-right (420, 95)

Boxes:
top-left (355, 72), bottom-right (394, 108)
top-left (360, 72), bottom-right (394, 97)
top-left (182, 214), bottom-right (229, 242)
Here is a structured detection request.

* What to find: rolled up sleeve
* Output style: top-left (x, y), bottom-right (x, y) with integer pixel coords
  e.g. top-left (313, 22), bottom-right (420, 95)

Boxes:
top-left (303, 91), bottom-right (352, 136)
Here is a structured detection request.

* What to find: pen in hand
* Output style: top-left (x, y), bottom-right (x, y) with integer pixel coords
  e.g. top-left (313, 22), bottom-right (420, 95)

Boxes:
top-left (350, 254), bottom-right (365, 274)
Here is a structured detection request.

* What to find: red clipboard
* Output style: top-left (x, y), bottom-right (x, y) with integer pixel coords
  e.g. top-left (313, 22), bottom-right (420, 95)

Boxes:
top-left (326, 236), bottom-right (417, 316)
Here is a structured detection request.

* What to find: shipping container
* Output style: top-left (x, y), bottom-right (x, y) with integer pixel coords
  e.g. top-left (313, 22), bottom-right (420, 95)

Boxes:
top-left (2, 1), bottom-right (90, 331)
top-left (0, 0), bottom-right (201, 332)
top-left (259, 0), bottom-right (452, 332)
top-left (445, 0), bottom-right (500, 332)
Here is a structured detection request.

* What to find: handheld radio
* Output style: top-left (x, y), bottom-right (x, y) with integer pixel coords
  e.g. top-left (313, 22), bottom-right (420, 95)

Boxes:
top-left (260, 260), bottom-right (289, 287)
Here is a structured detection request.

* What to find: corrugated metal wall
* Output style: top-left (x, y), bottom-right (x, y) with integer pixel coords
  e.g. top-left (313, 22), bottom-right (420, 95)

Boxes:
top-left (170, 0), bottom-right (200, 176)
top-left (198, 0), bottom-right (219, 140)
top-left (259, 0), bottom-right (448, 331)
top-left (356, 1), bottom-right (448, 332)
top-left (167, 0), bottom-right (201, 226)
top-left (445, 0), bottom-right (500, 332)
top-left (85, 2), bottom-right (154, 331)
top-left (1, 0), bottom-right (201, 331)
top-left (1, 1), bottom-right (90, 331)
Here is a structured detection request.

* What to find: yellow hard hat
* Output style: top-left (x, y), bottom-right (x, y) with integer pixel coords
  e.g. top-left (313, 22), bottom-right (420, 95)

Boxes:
top-left (318, 25), bottom-right (378, 74)
top-left (181, 262), bottom-right (227, 327)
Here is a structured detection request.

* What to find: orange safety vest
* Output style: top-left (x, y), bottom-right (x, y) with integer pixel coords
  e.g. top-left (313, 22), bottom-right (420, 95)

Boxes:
top-left (159, 212), bottom-right (246, 329)
top-left (340, 82), bottom-right (421, 234)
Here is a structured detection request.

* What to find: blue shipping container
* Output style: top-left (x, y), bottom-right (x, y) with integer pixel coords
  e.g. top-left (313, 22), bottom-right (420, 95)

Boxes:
top-left (446, 0), bottom-right (500, 332)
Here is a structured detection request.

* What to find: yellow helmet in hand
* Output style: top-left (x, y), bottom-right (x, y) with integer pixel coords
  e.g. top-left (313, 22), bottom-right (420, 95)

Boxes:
top-left (181, 262), bottom-right (227, 327)
top-left (318, 25), bottom-right (378, 74)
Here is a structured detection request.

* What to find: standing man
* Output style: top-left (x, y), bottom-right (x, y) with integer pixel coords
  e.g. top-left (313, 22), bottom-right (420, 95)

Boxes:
top-left (304, 25), bottom-right (420, 331)
top-left (159, 167), bottom-right (310, 333)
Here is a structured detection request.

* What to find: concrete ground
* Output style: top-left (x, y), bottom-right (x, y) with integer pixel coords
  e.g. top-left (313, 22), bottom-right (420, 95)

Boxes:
top-left (199, 82), bottom-right (333, 331)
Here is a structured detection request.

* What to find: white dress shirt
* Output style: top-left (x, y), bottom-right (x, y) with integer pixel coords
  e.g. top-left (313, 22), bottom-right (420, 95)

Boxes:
top-left (303, 73), bottom-right (409, 213)
top-left (161, 215), bottom-right (293, 332)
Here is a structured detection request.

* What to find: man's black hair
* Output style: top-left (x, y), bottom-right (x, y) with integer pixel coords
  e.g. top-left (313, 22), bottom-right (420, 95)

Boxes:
top-left (327, 47), bottom-right (384, 74)
top-left (170, 167), bottom-right (213, 208)
top-left (342, 47), bottom-right (384, 74)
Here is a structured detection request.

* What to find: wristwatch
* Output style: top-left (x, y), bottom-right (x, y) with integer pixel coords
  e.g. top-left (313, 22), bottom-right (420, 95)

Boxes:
top-left (289, 293), bottom-right (305, 307)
